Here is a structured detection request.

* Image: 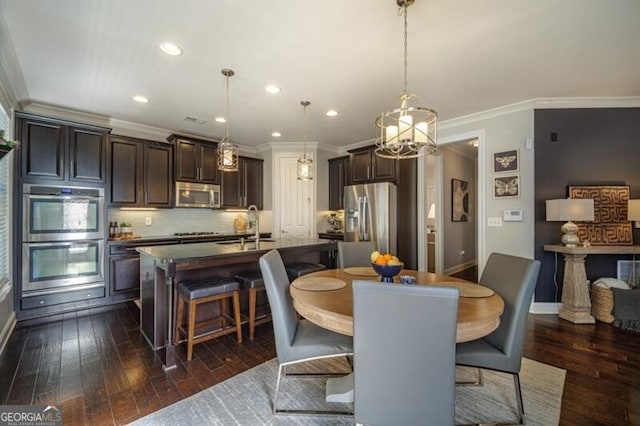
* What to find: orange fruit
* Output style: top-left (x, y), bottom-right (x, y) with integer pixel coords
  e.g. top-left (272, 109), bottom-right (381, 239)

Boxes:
top-left (383, 253), bottom-right (392, 261)
top-left (375, 257), bottom-right (388, 265)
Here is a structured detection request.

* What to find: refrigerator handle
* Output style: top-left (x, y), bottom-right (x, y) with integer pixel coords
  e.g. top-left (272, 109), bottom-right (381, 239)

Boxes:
top-left (360, 195), bottom-right (369, 241)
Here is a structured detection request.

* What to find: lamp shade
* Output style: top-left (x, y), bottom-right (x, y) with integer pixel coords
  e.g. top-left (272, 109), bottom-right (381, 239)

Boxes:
top-left (546, 198), bottom-right (594, 222)
top-left (628, 200), bottom-right (640, 221)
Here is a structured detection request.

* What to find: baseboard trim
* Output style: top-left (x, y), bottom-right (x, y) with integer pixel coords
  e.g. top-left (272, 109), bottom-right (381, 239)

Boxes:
top-left (531, 302), bottom-right (560, 314)
top-left (0, 311), bottom-right (16, 356)
top-left (444, 260), bottom-right (477, 276)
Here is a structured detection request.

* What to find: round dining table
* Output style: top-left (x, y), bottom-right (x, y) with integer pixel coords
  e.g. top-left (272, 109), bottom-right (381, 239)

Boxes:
top-left (290, 268), bottom-right (505, 343)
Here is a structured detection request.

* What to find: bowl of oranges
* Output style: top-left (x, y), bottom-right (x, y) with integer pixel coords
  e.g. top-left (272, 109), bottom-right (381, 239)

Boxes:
top-left (371, 251), bottom-right (403, 282)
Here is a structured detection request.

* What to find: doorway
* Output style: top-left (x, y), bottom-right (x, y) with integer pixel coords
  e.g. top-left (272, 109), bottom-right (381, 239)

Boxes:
top-left (419, 130), bottom-right (485, 277)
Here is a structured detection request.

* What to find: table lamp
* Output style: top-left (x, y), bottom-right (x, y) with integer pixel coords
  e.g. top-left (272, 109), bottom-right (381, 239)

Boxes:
top-left (628, 199), bottom-right (640, 228)
top-left (546, 198), bottom-right (594, 247)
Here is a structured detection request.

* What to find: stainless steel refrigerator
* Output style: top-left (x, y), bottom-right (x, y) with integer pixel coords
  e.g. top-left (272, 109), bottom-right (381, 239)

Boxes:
top-left (344, 182), bottom-right (397, 255)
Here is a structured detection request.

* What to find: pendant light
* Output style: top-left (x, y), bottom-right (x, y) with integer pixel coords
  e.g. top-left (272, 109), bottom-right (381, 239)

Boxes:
top-left (297, 100), bottom-right (313, 180)
top-left (375, 0), bottom-right (437, 160)
top-left (217, 68), bottom-right (239, 171)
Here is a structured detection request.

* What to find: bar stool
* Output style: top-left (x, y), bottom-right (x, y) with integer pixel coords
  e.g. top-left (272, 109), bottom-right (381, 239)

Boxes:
top-left (174, 276), bottom-right (242, 361)
top-left (234, 271), bottom-right (272, 340)
top-left (285, 262), bottom-right (327, 282)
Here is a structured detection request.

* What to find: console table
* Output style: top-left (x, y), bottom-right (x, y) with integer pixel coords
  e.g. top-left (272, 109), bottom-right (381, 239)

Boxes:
top-left (544, 244), bottom-right (640, 324)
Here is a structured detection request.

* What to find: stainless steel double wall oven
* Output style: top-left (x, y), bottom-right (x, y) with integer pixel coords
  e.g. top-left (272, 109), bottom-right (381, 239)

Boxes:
top-left (22, 184), bottom-right (105, 298)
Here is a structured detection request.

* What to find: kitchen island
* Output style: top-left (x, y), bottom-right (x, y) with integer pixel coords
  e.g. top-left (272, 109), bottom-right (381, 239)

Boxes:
top-left (137, 238), bottom-right (335, 369)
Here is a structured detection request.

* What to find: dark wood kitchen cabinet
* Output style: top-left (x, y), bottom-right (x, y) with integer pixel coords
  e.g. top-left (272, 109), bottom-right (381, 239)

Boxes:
top-left (221, 156), bottom-right (263, 209)
top-left (109, 135), bottom-right (173, 207)
top-left (349, 145), bottom-right (397, 184)
top-left (328, 156), bottom-right (349, 210)
top-left (15, 111), bottom-right (110, 184)
top-left (168, 134), bottom-right (219, 184)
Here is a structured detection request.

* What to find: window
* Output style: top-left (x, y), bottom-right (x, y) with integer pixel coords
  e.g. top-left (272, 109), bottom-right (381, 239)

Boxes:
top-left (0, 104), bottom-right (11, 298)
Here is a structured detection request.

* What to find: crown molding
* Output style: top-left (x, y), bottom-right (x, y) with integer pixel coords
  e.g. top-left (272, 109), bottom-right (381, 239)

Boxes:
top-left (259, 141), bottom-right (321, 152)
top-left (439, 96), bottom-right (640, 130)
top-left (533, 96), bottom-right (640, 109)
top-left (23, 102), bottom-right (112, 127)
top-left (439, 99), bottom-right (535, 130)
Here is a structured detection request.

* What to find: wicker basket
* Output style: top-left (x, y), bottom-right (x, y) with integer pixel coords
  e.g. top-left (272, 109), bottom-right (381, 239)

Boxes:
top-left (591, 284), bottom-right (614, 323)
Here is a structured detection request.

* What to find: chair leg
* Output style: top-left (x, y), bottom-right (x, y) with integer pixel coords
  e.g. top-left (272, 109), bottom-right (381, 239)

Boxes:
top-left (248, 287), bottom-right (257, 340)
top-left (187, 300), bottom-right (197, 361)
top-left (513, 373), bottom-right (525, 424)
top-left (219, 298), bottom-right (227, 329)
top-left (273, 357), bottom-right (354, 416)
top-left (456, 367), bottom-right (484, 386)
top-left (174, 296), bottom-right (184, 345)
top-left (232, 291), bottom-right (242, 343)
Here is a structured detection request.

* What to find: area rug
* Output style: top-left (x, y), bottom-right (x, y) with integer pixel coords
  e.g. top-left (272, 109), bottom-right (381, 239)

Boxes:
top-left (130, 357), bottom-right (565, 426)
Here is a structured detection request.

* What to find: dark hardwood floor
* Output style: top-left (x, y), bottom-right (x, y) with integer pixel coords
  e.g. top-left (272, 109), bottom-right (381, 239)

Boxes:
top-left (1, 301), bottom-right (638, 425)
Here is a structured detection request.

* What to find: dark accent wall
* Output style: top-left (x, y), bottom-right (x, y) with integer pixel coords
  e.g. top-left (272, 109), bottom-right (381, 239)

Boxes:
top-left (534, 108), bottom-right (640, 302)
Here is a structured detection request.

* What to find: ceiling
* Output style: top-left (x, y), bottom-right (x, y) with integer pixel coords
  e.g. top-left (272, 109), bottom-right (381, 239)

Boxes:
top-left (1, 0), bottom-right (639, 149)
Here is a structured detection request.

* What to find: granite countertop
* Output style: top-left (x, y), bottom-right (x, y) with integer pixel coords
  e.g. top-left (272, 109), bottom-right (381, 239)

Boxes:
top-left (136, 237), bottom-right (334, 264)
top-left (108, 232), bottom-right (271, 245)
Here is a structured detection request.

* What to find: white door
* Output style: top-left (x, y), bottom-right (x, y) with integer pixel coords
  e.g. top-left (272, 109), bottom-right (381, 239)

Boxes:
top-left (277, 153), bottom-right (314, 238)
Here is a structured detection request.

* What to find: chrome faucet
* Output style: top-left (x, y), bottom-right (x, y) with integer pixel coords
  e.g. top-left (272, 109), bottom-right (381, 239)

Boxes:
top-left (247, 204), bottom-right (260, 244)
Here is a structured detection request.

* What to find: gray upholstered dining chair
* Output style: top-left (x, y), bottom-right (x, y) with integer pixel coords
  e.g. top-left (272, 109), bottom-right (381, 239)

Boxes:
top-left (353, 280), bottom-right (459, 426)
top-left (455, 252), bottom-right (541, 425)
top-left (258, 249), bottom-right (354, 415)
top-left (337, 241), bottom-right (376, 268)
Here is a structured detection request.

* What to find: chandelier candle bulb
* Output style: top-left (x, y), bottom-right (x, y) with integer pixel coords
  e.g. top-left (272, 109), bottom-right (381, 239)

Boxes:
top-left (399, 114), bottom-right (413, 139)
top-left (415, 122), bottom-right (428, 143)
top-left (385, 125), bottom-right (399, 145)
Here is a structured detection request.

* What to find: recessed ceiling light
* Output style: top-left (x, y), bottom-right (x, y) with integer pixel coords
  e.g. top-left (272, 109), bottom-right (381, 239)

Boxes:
top-left (265, 85), bottom-right (281, 94)
top-left (272, 132), bottom-right (281, 137)
top-left (215, 117), bottom-right (226, 123)
top-left (133, 95), bottom-right (149, 103)
top-left (160, 42), bottom-right (182, 56)
top-left (326, 110), bottom-right (338, 117)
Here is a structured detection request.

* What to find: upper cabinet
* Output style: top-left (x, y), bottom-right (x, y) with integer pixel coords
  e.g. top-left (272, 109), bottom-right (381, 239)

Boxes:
top-left (168, 134), bottom-right (219, 184)
top-left (221, 156), bottom-right (263, 209)
top-left (349, 145), bottom-right (397, 184)
top-left (328, 156), bottom-right (349, 210)
top-left (109, 135), bottom-right (173, 208)
top-left (15, 111), bottom-right (110, 184)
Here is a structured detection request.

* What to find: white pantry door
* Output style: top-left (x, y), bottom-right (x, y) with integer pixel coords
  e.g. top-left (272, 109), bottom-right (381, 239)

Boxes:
top-left (277, 154), bottom-right (313, 238)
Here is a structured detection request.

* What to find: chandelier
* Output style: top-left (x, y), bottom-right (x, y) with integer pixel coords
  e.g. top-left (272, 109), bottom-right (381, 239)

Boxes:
top-left (217, 68), bottom-right (239, 171)
top-left (375, 0), bottom-right (437, 160)
top-left (297, 100), bottom-right (313, 180)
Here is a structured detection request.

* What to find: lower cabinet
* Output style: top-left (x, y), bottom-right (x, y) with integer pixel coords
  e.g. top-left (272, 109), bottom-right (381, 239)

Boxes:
top-left (109, 248), bottom-right (142, 295)
top-left (21, 285), bottom-right (105, 310)
top-left (108, 241), bottom-right (180, 297)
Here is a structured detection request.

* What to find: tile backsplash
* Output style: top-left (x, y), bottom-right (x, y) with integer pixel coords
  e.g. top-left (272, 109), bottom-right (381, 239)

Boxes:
top-left (108, 208), bottom-right (272, 237)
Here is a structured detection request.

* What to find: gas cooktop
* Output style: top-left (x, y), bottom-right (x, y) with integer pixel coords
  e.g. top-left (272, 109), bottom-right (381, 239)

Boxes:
top-left (173, 232), bottom-right (220, 236)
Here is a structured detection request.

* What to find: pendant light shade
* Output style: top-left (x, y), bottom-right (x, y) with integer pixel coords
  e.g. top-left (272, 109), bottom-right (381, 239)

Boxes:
top-left (375, 0), bottom-right (438, 160)
top-left (217, 68), bottom-right (239, 172)
top-left (297, 100), bottom-right (313, 181)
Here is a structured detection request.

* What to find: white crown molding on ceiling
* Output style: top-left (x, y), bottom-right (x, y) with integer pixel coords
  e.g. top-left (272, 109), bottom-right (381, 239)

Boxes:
top-left (440, 96), bottom-right (640, 130)
top-left (18, 96), bottom-right (640, 156)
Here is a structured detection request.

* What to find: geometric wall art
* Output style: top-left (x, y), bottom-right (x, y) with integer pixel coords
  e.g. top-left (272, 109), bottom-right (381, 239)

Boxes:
top-left (568, 185), bottom-right (632, 245)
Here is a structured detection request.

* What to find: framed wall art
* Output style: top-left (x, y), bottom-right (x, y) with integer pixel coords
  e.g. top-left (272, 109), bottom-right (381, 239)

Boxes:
top-left (451, 178), bottom-right (469, 222)
top-left (493, 174), bottom-right (520, 198)
top-left (568, 185), bottom-right (632, 245)
top-left (493, 149), bottom-right (519, 173)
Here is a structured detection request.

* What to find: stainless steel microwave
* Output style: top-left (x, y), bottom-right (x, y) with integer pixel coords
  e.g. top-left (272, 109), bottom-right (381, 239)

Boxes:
top-left (175, 182), bottom-right (221, 208)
